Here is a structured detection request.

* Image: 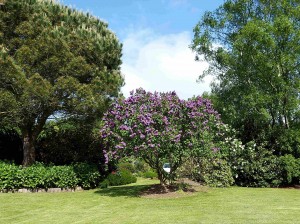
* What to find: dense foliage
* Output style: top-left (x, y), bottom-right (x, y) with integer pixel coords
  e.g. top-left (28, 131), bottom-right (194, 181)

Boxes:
top-left (72, 162), bottom-right (101, 189)
top-left (179, 157), bottom-right (234, 187)
top-left (100, 88), bottom-right (223, 185)
top-left (191, 0), bottom-right (300, 153)
top-left (280, 154), bottom-right (300, 185)
top-left (1, 0), bottom-right (300, 189)
top-left (191, 0), bottom-right (300, 186)
top-left (0, 161), bottom-right (101, 190)
top-left (178, 124), bottom-right (299, 187)
top-left (0, 119), bottom-right (106, 168)
top-left (102, 170), bottom-right (137, 187)
top-left (224, 140), bottom-right (282, 187)
top-left (0, 0), bottom-right (123, 166)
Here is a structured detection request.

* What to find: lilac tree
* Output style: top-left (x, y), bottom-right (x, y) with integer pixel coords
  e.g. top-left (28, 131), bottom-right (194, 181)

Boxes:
top-left (100, 88), bottom-right (222, 185)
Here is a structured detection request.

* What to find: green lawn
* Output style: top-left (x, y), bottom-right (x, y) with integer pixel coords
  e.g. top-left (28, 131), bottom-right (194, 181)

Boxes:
top-left (0, 178), bottom-right (299, 224)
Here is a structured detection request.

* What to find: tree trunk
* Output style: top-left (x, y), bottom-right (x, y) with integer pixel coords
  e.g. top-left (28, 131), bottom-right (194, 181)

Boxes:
top-left (22, 131), bottom-right (36, 167)
top-left (157, 169), bottom-right (166, 186)
top-left (282, 95), bottom-right (289, 129)
top-left (21, 113), bottom-right (49, 166)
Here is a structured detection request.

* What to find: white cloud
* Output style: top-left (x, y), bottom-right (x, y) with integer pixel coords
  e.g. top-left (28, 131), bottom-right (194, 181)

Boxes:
top-left (121, 29), bottom-right (212, 99)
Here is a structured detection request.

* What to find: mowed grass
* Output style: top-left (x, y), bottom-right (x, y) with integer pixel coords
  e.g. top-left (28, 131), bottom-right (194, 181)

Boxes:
top-left (1, 178), bottom-right (300, 224)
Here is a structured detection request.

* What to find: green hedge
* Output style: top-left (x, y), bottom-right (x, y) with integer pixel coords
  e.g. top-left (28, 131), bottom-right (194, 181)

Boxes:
top-left (0, 161), bottom-right (101, 190)
top-left (72, 162), bottom-right (101, 189)
top-left (0, 161), bottom-right (23, 190)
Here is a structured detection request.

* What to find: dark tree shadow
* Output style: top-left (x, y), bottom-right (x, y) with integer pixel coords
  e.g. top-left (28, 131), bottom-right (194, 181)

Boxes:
top-left (94, 184), bottom-right (152, 197)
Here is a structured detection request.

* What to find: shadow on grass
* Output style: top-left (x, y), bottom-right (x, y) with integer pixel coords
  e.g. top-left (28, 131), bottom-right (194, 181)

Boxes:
top-left (94, 184), bottom-right (152, 197)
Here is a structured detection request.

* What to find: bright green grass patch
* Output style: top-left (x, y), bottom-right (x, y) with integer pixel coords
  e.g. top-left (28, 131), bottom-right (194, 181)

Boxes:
top-left (0, 178), bottom-right (299, 224)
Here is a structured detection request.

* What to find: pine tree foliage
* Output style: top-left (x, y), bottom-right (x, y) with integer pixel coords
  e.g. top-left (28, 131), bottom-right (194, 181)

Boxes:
top-left (0, 0), bottom-right (124, 166)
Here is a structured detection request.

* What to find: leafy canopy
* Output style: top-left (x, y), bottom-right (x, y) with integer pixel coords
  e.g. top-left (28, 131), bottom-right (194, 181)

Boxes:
top-left (191, 0), bottom-right (300, 147)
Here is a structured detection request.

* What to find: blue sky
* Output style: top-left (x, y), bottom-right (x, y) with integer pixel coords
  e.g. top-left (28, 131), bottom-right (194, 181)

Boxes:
top-left (61, 0), bottom-right (224, 98)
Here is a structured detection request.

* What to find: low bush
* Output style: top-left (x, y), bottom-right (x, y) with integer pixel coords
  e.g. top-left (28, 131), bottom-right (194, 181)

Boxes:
top-left (105, 170), bottom-right (137, 187)
top-left (21, 162), bottom-right (49, 189)
top-left (72, 163), bottom-right (101, 189)
top-left (180, 157), bottom-right (234, 187)
top-left (198, 158), bottom-right (234, 187)
top-left (115, 158), bottom-right (153, 178)
top-left (0, 161), bottom-right (101, 190)
top-left (142, 170), bottom-right (158, 179)
top-left (119, 170), bottom-right (137, 185)
top-left (176, 159), bottom-right (195, 180)
top-left (134, 159), bottom-right (150, 173)
top-left (117, 162), bottom-right (135, 173)
top-left (48, 166), bottom-right (78, 189)
top-left (99, 179), bottom-right (109, 188)
top-left (227, 141), bottom-right (282, 187)
top-left (106, 172), bottom-right (122, 186)
top-left (0, 161), bottom-right (22, 190)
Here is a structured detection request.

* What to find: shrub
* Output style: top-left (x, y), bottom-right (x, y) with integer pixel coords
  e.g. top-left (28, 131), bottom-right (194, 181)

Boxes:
top-left (134, 159), bottom-right (150, 173)
top-left (227, 142), bottom-right (282, 187)
top-left (117, 162), bottom-right (135, 173)
top-left (0, 161), bottom-right (22, 190)
top-left (106, 170), bottom-right (137, 186)
top-left (280, 154), bottom-right (300, 185)
top-left (176, 182), bottom-right (191, 191)
top-left (0, 161), bottom-right (96, 190)
top-left (106, 172), bottom-right (122, 186)
top-left (142, 170), bottom-right (158, 179)
top-left (182, 157), bottom-right (234, 187)
top-left (46, 166), bottom-right (78, 189)
top-left (297, 158), bottom-right (300, 184)
top-left (99, 179), bottom-right (109, 189)
top-left (177, 159), bottom-right (197, 180)
top-left (21, 162), bottom-right (49, 189)
top-left (198, 158), bottom-right (234, 187)
top-left (119, 170), bottom-right (137, 185)
top-left (72, 162), bottom-right (101, 189)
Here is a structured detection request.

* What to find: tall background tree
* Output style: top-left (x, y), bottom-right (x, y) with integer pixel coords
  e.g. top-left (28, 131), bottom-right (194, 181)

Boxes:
top-left (191, 0), bottom-right (300, 156)
top-left (0, 0), bottom-right (124, 166)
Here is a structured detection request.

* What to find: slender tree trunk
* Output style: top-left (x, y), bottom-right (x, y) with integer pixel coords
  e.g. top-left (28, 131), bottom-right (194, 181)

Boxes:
top-left (22, 131), bottom-right (36, 167)
top-left (284, 114), bottom-right (289, 129)
top-left (145, 155), bottom-right (167, 185)
top-left (283, 95), bottom-right (289, 129)
top-left (157, 169), bottom-right (166, 186)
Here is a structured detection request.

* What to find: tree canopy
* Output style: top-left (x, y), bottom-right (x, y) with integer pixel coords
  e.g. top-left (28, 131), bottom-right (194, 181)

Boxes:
top-left (191, 0), bottom-right (300, 153)
top-left (0, 0), bottom-right (124, 166)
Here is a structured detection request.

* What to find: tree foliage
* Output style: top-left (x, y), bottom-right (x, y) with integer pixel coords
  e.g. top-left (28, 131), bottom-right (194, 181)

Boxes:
top-left (0, 0), bottom-right (124, 166)
top-left (191, 0), bottom-right (300, 151)
top-left (100, 89), bottom-right (222, 185)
